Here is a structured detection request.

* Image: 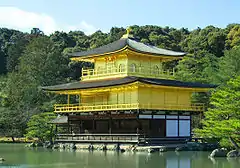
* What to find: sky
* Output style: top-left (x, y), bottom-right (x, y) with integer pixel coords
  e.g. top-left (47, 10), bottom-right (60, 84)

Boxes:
top-left (0, 0), bottom-right (240, 35)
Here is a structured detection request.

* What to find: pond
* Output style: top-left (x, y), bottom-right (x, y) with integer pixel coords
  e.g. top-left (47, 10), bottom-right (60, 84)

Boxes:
top-left (0, 143), bottom-right (239, 168)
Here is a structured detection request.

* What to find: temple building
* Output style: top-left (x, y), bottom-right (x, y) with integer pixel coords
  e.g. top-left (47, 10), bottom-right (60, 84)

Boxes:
top-left (42, 29), bottom-right (215, 144)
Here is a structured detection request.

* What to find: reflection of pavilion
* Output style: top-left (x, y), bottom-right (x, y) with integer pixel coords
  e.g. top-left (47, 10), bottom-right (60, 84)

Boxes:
top-left (71, 151), bottom-right (194, 168)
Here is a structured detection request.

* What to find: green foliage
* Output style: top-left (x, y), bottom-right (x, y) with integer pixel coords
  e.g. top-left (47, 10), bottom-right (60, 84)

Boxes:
top-left (0, 28), bottom-right (25, 74)
top-left (0, 76), bottom-right (7, 106)
top-left (0, 107), bottom-right (26, 138)
top-left (7, 38), bottom-right (29, 72)
top-left (6, 37), bottom-right (69, 111)
top-left (176, 51), bottom-right (219, 84)
top-left (1, 37), bottom-right (69, 138)
top-left (226, 25), bottom-right (240, 49)
top-left (195, 77), bottom-right (240, 147)
top-left (180, 26), bottom-right (226, 57)
top-left (50, 31), bottom-right (76, 51)
top-left (0, 50), bottom-right (7, 74)
top-left (217, 47), bottom-right (240, 84)
top-left (25, 112), bottom-right (56, 142)
top-left (18, 36), bottom-right (69, 86)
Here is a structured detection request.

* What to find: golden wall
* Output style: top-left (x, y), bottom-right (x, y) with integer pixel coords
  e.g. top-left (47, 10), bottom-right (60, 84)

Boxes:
top-left (93, 51), bottom-right (169, 73)
top-left (80, 86), bottom-right (192, 107)
top-left (138, 87), bottom-right (191, 106)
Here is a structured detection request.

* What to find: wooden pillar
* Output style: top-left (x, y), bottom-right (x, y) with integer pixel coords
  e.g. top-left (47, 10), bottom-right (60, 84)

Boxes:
top-left (178, 112), bottom-right (180, 137)
top-left (67, 122), bottom-right (70, 134)
top-left (190, 113), bottom-right (192, 138)
top-left (79, 94), bottom-right (81, 105)
top-left (55, 125), bottom-right (58, 134)
top-left (109, 115), bottom-right (112, 134)
top-left (67, 94), bottom-right (70, 105)
top-left (136, 118), bottom-right (139, 134)
top-left (92, 119), bottom-right (95, 133)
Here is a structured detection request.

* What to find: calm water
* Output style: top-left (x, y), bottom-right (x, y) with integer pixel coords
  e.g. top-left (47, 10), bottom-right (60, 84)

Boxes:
top-left (0, 144), bottom-right (239, 168)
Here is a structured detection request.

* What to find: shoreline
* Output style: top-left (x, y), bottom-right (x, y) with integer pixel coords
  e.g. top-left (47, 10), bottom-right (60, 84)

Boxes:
top-left (0, 137), bottom-right (36, 143)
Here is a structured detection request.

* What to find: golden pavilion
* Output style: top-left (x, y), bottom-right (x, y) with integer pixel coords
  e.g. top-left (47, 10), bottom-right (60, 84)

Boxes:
top-left (42, 29), bottom-right (215, 144)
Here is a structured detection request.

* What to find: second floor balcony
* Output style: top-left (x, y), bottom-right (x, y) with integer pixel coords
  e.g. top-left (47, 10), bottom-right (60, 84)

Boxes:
top-left (54, 103), bottom-right (205, 113)
top-left (81, 64), bottom-right (175, 81)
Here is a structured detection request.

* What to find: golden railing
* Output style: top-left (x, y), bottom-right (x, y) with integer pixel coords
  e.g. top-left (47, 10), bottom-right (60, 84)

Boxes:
top-left (54, 103), bottom-right (205, 113)
top-left (81, 66), bottom-right (175, 80)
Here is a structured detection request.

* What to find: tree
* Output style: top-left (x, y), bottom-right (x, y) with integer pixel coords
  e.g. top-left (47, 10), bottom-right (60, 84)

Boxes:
top-left (30, 28), bottom-right (44, 36)
top-left (217, 47), bottom-right (240, 84)
top-left (3, 37), bottom-right (69, 137)
top-left (0, 28), bottom-right (24, 74)
top-left (17, 36), bottom-right (69, 86)
top-left (107, 27), bottom-right (125, 42)
top-left (195, 76), bottom-right (240, 147)
top-left (50, 31), bottom-right (76, 51)
top-left (0, 107), bottom-right (26, 141)
top-left (0, 51), bottom-right (6, 74)
top-left (180, 26), bottom-right (226, 57)
top-left (176, 51), bottom-right (219, 84)
top-left (225, 25), bottom-right (240, 49)
top-left (7, 38), bottom-right (29, 72)
top-left (89, 30), bottom-right (108, 49)
top-left (68, 30), bottom-right (90, 51)
top-left (25, 112), bottom-right (56, 142)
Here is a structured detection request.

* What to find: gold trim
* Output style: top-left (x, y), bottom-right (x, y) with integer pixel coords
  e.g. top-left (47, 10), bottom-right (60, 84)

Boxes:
top-left (45, 81), bottom-right (212, 95)
top-left (70, 46), bottom-right (129, 61)
top-left (70, 46), bottom-right (184, 62)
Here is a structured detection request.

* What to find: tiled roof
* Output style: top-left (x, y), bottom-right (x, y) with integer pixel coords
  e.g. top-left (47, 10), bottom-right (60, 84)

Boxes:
top-left (42, 77), bottom-right (216, 91)
top-left (69, 37), bottom-right (186, 58)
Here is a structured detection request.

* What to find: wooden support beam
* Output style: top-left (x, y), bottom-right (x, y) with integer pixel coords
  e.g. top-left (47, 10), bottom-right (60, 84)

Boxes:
top-left (67, 94), bottom-right (70, 105)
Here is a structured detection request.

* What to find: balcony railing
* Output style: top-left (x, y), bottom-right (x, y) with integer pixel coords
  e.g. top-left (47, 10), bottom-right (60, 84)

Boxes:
top-left (81, 66), bottom-right (175, 80)
top-left (54, 103), bottom-right (205, 113)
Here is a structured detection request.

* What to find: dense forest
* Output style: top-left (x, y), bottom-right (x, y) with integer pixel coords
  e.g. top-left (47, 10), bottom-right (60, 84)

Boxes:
top-left (0, 24), bottom-right (239, 146)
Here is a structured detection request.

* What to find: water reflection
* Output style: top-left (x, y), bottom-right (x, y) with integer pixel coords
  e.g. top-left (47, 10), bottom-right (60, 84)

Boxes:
top-left (0, 144), bottom-right (239, 168)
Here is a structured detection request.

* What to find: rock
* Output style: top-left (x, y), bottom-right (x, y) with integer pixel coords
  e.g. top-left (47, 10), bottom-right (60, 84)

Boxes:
top-left (147, 148), bottom-right (155, 153)
top-left (36, 142), bottom-right (43, 147)
top-left (227, 150), bottom-right (240, 157)
top-left (25, 144), bottom-right (30, 148)
top-left (0, 158), bottom-right (5, 162)
top-left (187, 142), bottom-right (203, 151)
top-left (59, 143), bottom-right (66, 149)
top-left (28, 142), bottom-right (36, 148)
top-left (120, 149), bottom-right (125, 153)
top-left (44, 142), bottom-right (53, 149)
top-left (210, 148), bottom-right (228, 157)
top-left (70, 143), bottom-right (76, 150)
top-left (175, 145), bottom-right (189, 152)
top-left (113, 144), bottom-right (120, 151)
top-left (99, 144), bottom-right (107, 151)
top-left (201, 143), bottom-right (219, 151)
top-left (88, 145), bottom-right (94, 151)
top-left (175, 142), bottom-right (205, 152)
top-left (131, 145), bottom-right (137, 152)
top-left (52, 144), bottom-right (60, 149)
top-left (159, 146), bottom-right (167, 152)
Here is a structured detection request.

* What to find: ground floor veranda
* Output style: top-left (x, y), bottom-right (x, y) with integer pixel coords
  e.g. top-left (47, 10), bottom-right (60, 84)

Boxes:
top-left (54, 110), bottom-right (196, 144)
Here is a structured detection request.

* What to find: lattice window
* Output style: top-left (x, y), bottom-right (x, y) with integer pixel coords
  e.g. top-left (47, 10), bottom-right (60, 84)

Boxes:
top-left (119, 64), bottom-right (125, 72)
top-left (129, 63), bottom-right (137, 72)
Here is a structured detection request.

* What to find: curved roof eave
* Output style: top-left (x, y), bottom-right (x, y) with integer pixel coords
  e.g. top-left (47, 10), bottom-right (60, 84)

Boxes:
top-left (68, 37), bottom-right (186, 58)
top-left (42, 77), bottom-right (217, 92)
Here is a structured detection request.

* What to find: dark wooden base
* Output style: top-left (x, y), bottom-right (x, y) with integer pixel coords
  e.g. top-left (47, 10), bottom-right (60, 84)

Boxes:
top-left (54, 133), bottom-right (191, 145)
